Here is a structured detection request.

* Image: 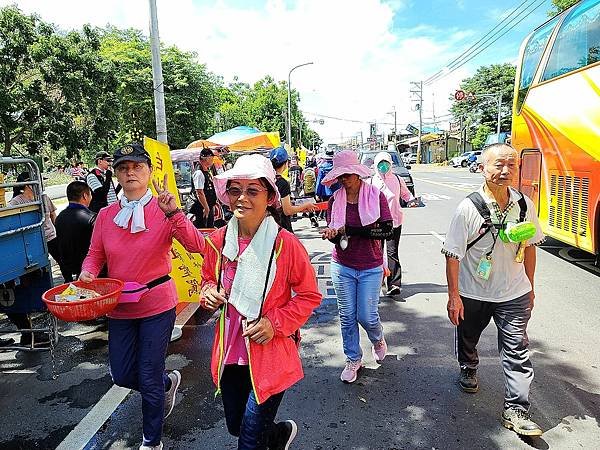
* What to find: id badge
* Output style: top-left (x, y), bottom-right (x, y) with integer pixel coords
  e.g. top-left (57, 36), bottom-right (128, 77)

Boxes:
top-left (476, 256), bottom-right (493, 280)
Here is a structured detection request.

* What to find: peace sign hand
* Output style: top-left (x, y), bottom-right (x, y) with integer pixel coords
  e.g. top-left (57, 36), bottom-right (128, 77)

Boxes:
top-left (152, 173), bottom-right (178, 214)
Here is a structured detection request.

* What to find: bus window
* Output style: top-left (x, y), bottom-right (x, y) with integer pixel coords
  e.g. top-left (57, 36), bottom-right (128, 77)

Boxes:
top-left (542, 0), bottom-right (600, 82)
top-left (516, 18), bottom-right (558, 113)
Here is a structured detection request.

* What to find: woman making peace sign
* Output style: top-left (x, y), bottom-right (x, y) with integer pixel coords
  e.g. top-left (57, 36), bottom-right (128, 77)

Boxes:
top-left (80, 143), bottom-right (205, 450)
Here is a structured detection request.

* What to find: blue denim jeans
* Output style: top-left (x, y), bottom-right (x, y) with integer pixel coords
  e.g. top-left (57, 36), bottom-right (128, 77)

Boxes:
top-left (220, 365), bottom-right (288, 450)
top-left (330, 261), bottom-right (384, 361)
top-left (108, 308), bottom-right (176, 447)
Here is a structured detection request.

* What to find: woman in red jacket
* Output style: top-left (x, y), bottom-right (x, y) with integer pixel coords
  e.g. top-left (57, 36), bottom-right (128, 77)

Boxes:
top-left (201, 154), bottom-right (322, 449)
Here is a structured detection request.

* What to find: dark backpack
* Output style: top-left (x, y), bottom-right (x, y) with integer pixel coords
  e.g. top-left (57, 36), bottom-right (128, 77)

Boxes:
top-left (466, 191), bottom-right (527, 251)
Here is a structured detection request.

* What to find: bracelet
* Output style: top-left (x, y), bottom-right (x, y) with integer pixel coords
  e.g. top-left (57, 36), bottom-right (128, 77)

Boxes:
top-left (165, 208), bottom-right (182, 218)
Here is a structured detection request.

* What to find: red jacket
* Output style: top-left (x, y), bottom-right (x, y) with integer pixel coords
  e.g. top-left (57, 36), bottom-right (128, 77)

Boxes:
top-left (202, 226), bottom-right (322, 404)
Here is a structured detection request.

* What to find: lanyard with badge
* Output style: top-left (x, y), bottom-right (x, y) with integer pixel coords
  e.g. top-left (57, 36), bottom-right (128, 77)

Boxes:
top-left (475, 206), bottom-right (507, 281)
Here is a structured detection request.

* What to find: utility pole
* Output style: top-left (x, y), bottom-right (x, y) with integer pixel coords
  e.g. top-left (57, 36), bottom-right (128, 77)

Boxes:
top-left (496, 93), bottom-right (502, 135)
top-left (149, 0), bottom-right (167, 144)
top-left (410, 81), bottom-right (423, 163)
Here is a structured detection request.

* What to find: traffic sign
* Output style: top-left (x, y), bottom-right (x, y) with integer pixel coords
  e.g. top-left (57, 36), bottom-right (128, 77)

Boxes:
top-left (454, 90), bottom-right (466, 101)
top-left (406, 124), bottom-right (419, 135)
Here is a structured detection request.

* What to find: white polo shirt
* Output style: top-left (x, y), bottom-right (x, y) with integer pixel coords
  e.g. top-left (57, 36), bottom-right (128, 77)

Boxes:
top-left (442, 186), bottom-right (545, 303)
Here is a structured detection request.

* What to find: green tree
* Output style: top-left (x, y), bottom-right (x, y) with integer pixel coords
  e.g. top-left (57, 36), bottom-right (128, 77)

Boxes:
top-left (99, 27), bottom-right (220, 150)
top-left (471, 124), bottom-right (492, 150)
top-left (0, 6), bottom-right (118, 158)
top-left (450, 63), bottom-right (516, 143)
top-left (549, 0), bottom-right (579, 16)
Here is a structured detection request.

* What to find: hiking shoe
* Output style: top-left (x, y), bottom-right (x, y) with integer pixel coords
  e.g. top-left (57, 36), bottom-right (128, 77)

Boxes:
top-left (372, 338), bottom-right (387, 363)
top-left (459, 367), bottom-right (478, 393)
top-left (273, 420), bottom-right (298, 450)
top-left (164, 370), bottom-right (181, 419)
top-left (340, 359), bottom-right (362, 383)
top-left (502, 408), bottom-right (543, 436)
top-left (139, 442), bottom-right (163, 450)
top-left (387, 286), bottom-right (401, 296)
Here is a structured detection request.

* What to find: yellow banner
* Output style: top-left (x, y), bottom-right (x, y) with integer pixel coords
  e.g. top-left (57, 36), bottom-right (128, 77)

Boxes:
top-left (145, 136), bottom-right (203, 302)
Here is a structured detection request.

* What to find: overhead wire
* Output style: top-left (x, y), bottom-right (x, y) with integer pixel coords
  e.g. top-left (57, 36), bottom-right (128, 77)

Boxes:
top-left (425, 0), bottom-right (546, 85)
top-left (424, 0), bottom-right (534, 84)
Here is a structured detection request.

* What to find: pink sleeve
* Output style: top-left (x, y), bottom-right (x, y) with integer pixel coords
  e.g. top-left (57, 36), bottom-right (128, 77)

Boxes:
top-left (399, 177), bottom-right (413, 202)
top-left (168, 211), bottom-right (205, 253)
top-left (265, 237), bottom-right (322, 337)
top-left (81, 210), bottom-right (106, 277)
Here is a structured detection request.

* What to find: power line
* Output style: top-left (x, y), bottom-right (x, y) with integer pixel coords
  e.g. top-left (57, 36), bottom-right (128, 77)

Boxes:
top-left (424, 0), bottom-right (534, 84)
top-left (425, 0), bottom-right (545, 85)
top-left (302, 111), bottom-right (404, 127)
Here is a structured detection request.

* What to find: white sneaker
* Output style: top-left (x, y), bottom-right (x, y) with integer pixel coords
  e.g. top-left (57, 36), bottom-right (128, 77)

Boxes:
top-left (164, 370), bottom-right (181, 419)
top-left (139, 442), bottom-right (163, 450)
top-left (340, 359), bottom-right (362, 383)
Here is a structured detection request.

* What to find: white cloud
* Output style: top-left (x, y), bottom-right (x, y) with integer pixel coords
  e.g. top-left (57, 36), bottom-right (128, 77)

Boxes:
top-left (1, 0), bottom-right (479, 144)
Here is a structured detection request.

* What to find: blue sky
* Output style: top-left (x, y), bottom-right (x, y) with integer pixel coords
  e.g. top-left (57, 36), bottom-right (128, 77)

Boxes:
top-left (1, 0), bottom-right (556, 142)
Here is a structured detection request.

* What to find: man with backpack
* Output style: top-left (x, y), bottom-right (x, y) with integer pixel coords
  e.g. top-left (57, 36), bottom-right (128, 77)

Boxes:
top-left (313, 149), bottom-right (339, 226)
top-left (442, 143), bottom-right (545, 437)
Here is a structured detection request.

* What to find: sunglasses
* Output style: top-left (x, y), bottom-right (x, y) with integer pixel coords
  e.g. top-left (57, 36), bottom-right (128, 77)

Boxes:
top-left (226, 186), bottom-right (268, 197)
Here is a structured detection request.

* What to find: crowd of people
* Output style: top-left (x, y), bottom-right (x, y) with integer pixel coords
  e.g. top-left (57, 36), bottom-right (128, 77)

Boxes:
top-left (2, 141), bottom-right (546, 448)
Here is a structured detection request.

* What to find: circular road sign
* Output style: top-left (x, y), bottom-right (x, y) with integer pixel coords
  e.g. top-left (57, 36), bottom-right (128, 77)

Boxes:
top-left (454, 90), bottom-right (466, 101)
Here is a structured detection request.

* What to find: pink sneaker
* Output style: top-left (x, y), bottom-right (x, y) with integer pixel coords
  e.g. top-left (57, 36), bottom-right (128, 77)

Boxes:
top-left (372, 338), bottom-right (387, 363)
top-left (340, 359), bottom-right (362, 383)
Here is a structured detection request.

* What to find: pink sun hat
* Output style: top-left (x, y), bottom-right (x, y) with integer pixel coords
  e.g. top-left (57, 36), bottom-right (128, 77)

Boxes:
top-left (213, 153), bottom-right (281, 208)
top-left (321, 150), bottom-right (373, 186)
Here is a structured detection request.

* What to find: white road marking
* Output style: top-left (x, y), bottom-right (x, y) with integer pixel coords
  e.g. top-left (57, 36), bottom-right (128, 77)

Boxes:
top-left (56, 303), bottom-right (199, 450)
top-left (420, 193), bottom-right (451, 201)
top-left (55, 385), bottom-right (131, 450)
top-left (430, 231), bottom-right (445, 243)
top-left (413, 177), bottom-right (473, 193)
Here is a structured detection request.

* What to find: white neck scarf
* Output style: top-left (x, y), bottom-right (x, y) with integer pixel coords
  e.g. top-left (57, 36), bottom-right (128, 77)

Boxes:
top-left (113, 189), bottom-right (153, 233)
top-left (222, 215), bottom-right (279, 320)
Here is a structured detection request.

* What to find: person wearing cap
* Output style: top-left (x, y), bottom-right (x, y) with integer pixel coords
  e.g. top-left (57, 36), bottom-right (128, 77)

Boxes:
top-left (367, 151), bottom-right (414, 298)
top-left (86, 150), bottom-right (118, 213)
top-left (320, 150), bottom-right (394, 383)
top-left (191, 147), bottom-right (218, 229)
top-left (269, 146), bottom-right (316, 233)
top-left (200, 154), bottom-right (322, 449)
top-left (5, 172), bottom-right (56, 348)
top-left (80, 143), bottom-right (206, 450)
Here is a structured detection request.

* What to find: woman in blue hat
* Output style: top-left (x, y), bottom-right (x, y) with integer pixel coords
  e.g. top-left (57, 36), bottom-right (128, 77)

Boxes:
top-left (269, 146), bottom-right (315, 233)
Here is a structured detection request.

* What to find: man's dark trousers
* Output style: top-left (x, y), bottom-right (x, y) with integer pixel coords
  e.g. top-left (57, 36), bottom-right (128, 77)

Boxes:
top-left (385, 225), bottom-right (403, 290)
top-left (457, 292), bottom-right (533, 410)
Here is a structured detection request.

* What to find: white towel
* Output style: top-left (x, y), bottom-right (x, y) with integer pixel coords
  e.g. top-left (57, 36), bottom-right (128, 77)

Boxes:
top-left (113, 189), bottom-right (153, 233)
top-left (222, 215), bottom-right (279, 320)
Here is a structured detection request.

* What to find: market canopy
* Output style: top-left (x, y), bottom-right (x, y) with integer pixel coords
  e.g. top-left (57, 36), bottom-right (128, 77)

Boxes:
top-left (187, 126), bottom-right (280, 151)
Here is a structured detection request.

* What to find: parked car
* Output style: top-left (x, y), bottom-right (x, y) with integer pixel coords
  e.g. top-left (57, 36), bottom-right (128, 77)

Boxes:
top-left (358, 150), bottom-right (415, 196)
top-left (450, 150), bottom-right (481, 168)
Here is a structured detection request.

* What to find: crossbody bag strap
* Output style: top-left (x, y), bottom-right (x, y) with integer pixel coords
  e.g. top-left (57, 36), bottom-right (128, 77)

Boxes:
top-left (216, 226), bottom-right (227, 293)
top-left (257, 228), bottom-right (281, 320)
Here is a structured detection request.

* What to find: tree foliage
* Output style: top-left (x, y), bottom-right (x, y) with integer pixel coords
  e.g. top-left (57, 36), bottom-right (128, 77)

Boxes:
top-left (0, 6), bottom-right (320, 163)
top-left (549, 0), bottom-right (579, 16)
top-left (450, 63), bottom-right (516, 145)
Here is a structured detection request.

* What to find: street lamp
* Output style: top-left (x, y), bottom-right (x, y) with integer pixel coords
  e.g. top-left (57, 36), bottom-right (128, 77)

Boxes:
top-left (287, 62), bottom-right (314, 147)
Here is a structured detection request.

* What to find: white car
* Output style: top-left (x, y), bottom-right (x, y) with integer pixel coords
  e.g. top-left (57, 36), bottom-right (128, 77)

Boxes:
top-left (450, 151), bottom-right (481, 168)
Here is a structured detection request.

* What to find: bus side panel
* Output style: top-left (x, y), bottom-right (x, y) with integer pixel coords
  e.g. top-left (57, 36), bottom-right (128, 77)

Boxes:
top-left (512, 66), bottom-right (600, 254)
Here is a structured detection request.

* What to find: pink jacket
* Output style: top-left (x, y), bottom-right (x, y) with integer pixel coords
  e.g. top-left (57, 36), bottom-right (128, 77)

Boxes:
top-left (202, 226), bottom-right (322, 404)
top-left (82, 198), bottom-right (205, 319)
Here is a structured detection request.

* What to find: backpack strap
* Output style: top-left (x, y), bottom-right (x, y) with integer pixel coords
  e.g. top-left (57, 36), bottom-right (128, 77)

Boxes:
top-left (517, 193), bottom-right (527, 223)
top-left (466, 192), bottom-right (494, 251)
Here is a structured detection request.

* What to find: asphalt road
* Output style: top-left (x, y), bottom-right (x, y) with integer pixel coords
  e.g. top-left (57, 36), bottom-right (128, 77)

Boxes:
top-left (1, 166), bottom-right (599, 449)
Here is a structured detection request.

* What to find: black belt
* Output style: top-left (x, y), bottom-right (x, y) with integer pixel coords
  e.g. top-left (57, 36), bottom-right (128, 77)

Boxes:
top-left (123, 275), bottom-right (171, 294)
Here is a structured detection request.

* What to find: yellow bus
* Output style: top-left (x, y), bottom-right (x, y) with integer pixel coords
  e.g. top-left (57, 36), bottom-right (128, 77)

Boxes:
top-left (511, 0), bottom-right (600, 264)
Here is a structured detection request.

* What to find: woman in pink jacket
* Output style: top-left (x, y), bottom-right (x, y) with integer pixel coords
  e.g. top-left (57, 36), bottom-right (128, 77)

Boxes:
top-left (201, 154), bottom-right (321, 450)
top-left (80, 143), bottom-right (205, 450)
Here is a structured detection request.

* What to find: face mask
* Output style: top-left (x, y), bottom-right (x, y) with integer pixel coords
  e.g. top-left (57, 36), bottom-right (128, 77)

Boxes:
top-left (377, 161), bottom-right (391, 174)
